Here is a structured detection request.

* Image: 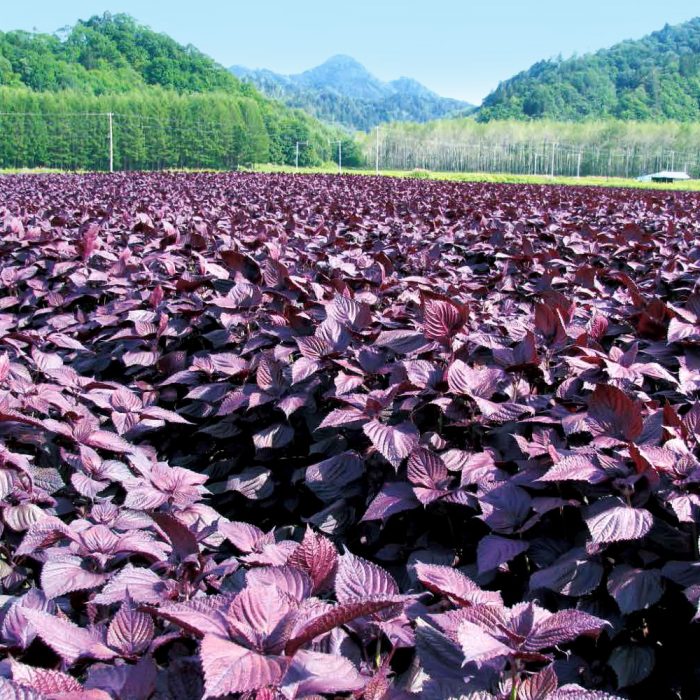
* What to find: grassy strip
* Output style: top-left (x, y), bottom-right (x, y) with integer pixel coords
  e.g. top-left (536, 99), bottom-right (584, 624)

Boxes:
top-left (3, 164), bottom-right (700, 191)
top-left (252, 163), bottom-right (700, 191)
top-left (0, 167), bottom-right (66, 175)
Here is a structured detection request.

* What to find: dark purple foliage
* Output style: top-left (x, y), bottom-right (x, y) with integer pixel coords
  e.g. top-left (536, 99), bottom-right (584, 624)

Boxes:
top-left (0, 171), bottom-right (700, 698)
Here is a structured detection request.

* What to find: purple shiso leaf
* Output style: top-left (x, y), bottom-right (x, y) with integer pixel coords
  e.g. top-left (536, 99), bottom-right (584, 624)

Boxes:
top-left (218, 521), bottom-right (269, 553)
top-left (224, 466), bottom-right (274, 500)
top-left (296, 334), bottom-right (334, 360)
top-left (246, 565), bottom-right (313, 603)
top-left (414, 562), bottom-right (502, 606)
top-left (517, 665), bottom-right (558, 700)
top-left (92, 565), bottom-right (169, 605)
top-left (226, 584), bottom-right (297, 653)
top-left (284, 596), bottom-right (406, 656)
top-left (3, 504), bottom-right (45, 532)
top-left (317, 407), bottom-right (367, 430)
top-left (421, 293), bottom-right (468, 344)
top-left (586, 385), bottom-right (644, 442)
top-left (407, 447), bottom-right (449, 489)
top-left (403, 359), bottom-right (442, 389)
top-left (84, 656), bottom-right (157, 700)
top-left (149, 595), bottom-right (232, 638)
top-left (15, 516), bottom-right (74, 557)
top-left (537, 454), bottom-right (609, 484)
top-left (326, 294), bottom-right (372, 331)
top-left (83, 430), bottom-right (136, 454)
top-left (1, 589), bottom-right (54, 650)
top-left (607, 645), bottom-right (655, 689)
top-left (305, 451), bottom-right (364, 502)
top-left (253, 423), bottom-right (295, 450)
top-left (0, 677), bottom-right (45, 700)
top-left (21, 608), bottom-right (117, 665)
top-left (472, 397), bottom-right (534, 424)
top-left (606, 565), bottom-right (664, 615)
top-left (415, 618), bottom-right (467, 681)
top-left (256, 354), bottom-right (284, 394)
top-left (106, 595), bottom-right (155, 656)
top-left (200, 634), bottom-right (289, 699)
top-left (524, 609), bottom-right (609, 651)
top-left (280, 649), bottom-right (366, 696)
top-left (476, 535), bottom-right (529, 575)
top-left (110, 387), bottom-right (142, 413)
top-left (287, 527), bottom-right (338, 594)
top-left (139, 405), bottom-right (192, 424)
top-left (584, 498), bottom-right (654, 544)
top-left (374, 329), bottom-right (435, 355)
top-left (457, 620), bottom-right (513, 665)
top-left (9, 659), bottom-right (84, 694)
top-left (363, 420), bottom-right (419, 470)
top-left (335, 551), bottom-right (399, 602)
top-left (151, 511), bottom-right (199, 561)
top-left (361, 482), bottom-right (420, 522)
top-left (479, 483), bottom-right (532, 534)
top-left (211, 282), bottom-right (262, 310)
top-left (529, 548), bottom-right (604, 597)
top-left (447, 361), bottom-right (505, 399)
top-left (334, 371), bottom-right (365, 396)
top-left (40, 553), bottom-right (110, 599)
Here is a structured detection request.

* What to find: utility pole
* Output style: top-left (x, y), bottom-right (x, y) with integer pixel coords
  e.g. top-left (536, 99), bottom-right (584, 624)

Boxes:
top-left (108, 112), bottom-right (114, 173)
top-left (295, 141), bottom-right (307, 172)
top-left (375, 127), bottom-right (380, 175)
top-left (332, 140), bottom-right (342, 174)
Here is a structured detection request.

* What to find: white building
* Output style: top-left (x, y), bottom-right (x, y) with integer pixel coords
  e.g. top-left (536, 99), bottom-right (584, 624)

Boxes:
top-left (637, 171), bottom-right (691, 183)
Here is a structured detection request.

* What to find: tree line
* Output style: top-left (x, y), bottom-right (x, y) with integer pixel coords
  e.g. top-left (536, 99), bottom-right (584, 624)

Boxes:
top-left (0, 88), bottom-right (362, 171)
top-left (360, 119), bottom-right (700, 177)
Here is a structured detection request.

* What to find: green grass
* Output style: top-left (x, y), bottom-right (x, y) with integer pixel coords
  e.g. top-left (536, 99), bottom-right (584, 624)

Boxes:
top-left (251, 163), bottom-right (700, 191)
top-left (3, 164), bottom-right (700, 191)
top-left (0, 167), bottom-right (65, 175)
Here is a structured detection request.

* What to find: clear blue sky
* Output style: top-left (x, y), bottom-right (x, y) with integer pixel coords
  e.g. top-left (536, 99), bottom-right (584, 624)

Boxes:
top-left (2, 1), bottom-right (699, 104)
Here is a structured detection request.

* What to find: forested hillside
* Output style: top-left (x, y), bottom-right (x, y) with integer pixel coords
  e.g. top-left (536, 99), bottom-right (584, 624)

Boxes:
top-left (231, 55), bottom-right (472, 131)
top-left (478, 18), bottom-right (700, 121)
top-left (0, 14), bottom-right (358, 169)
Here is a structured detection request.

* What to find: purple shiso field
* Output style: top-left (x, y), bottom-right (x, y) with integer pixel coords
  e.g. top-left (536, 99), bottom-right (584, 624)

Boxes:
top-left (1, 172), bottom-right (700, 700)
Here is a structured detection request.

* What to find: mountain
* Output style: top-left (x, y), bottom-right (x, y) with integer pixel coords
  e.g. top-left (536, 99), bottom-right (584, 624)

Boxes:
top-left (295, 55), bottom-right (388, 100)
top-left (478, 18), bottom-right (700, 121)
top-left (0, 14), bottom-right (357, 170)
top-left (231, 55), bottom-right (473, 131)
top-left (0, 13), bottom-right (246, 94)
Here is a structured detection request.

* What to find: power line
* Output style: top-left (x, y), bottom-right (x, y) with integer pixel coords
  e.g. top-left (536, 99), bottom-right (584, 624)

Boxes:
top-left (2, 111), bottom-right (698, 177)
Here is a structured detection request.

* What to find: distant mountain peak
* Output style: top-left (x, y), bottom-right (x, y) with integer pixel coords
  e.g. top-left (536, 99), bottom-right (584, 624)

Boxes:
top-left (317, 54), bottom-right (366, 68)
top-left (229, 55), bottom-right (473, 130)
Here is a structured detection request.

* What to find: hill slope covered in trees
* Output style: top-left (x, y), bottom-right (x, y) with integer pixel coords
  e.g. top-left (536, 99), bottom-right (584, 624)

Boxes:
top-left (0, 14), bottom-right (358, 169)
top-left (477, 17), bottom-right (700, 121)
top-left (231, 55), bottom-right (473, 131)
